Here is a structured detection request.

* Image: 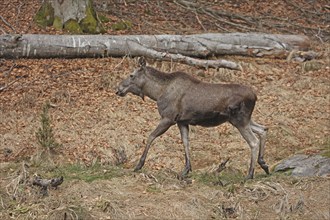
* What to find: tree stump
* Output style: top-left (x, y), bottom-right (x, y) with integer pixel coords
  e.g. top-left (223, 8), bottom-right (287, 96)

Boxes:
top-left (34, 0), bottom-right (104, 34)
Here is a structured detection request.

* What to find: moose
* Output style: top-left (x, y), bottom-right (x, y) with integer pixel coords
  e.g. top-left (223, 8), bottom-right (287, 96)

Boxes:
top-left (116, 57), bottom-right (270, 179)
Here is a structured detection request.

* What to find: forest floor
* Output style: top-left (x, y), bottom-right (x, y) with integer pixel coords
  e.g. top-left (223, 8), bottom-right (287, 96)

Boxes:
top-left (0, 0), bottom-right (329, 219)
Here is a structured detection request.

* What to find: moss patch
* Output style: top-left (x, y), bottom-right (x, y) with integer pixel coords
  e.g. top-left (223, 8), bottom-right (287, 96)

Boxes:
top-left (274, 167), bottom-right (294, 176)
top-left (193, 169), bottom-right (244, 187)
top-left (79, 0), bottom-right (105, 33)
top-left (322, 150), bottom-right (330, 158)
top-left (302, 61), bottom-right (323, 72)
top-left (98, 14), bottom-right (110, 23)
top-left (146, 184), bottom-right (162, 193)
top-left (111, 20), bottom-right (133, 31)
top-left (53, 16), bottom-right (63, 30)
top-left (52, 163), bottom-right (124, 183)
top-left (34, 2), bottom-right (54, 27)
top-left (321, 138), bottom-right (330, 158)
top-left (64, 19), bottom-right (82, 34)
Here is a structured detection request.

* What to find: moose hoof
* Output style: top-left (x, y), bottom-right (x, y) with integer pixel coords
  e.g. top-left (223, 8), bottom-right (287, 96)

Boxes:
top-left (181, 166), bottom-right (192, 177)
top-left (258, 159), bottom-right (270, 175)
top-left (260, 163), bottom-right (270, 175)
top-left (134, 164), bottom-right (143, 172)
top-left (244, 173), bottom-right (254, 180)
top-left (263, 166), bottom-right (270, 175)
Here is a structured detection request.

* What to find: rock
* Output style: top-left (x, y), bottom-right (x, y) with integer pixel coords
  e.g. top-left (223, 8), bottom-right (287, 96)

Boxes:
top-left (274, 154), bottom-right (330, 177)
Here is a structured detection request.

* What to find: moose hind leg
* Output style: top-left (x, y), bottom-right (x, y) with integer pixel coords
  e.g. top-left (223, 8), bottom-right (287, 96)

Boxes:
top-left (177, 123), bottom-right (192, 177)
top-left (250, 121), bottom-right (270, 175)
top-left (134, 118), bottom-right (174, 172)
top-left (237, 124), bottom-right (260, 179)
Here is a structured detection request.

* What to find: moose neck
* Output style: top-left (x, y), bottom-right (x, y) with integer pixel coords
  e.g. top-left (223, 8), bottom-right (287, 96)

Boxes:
top-left (142, 67), bottom-right (170, 101)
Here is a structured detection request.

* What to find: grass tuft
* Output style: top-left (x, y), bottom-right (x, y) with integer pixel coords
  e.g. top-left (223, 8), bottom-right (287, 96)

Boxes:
top-left (193, 168), bottom-right (244, 187)
top-left (53, 163), bottom-right (124, 183)
top-left (35, 102), bottom-right (61, 150)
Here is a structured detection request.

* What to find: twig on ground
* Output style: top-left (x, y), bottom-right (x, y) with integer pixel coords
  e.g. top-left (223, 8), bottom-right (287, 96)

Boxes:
top-left (175, 0), bottom-right (257, 32)
top-left (216, 158), bottom-right (230, 173)
top-left (0, 27), bottom-right (6, 34)
top-left (0, 15), bottom-right (16, 32)
top-left (3, 63), bottom-right (17, 77)
top-left (0, 79), bottom-right (18, 92)
top-left (175, 0), bottom-right (329, 41)
top-left (113, 54), bottom-right (129, 70)
top-left (194, 11), bottom-right (207, 31)
top-left (16, 2), bottom-right (24, 27)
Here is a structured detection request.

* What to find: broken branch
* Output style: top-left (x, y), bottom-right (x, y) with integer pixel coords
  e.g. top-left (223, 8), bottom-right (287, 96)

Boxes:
top-left (216, 158), bottom-right (230, 173)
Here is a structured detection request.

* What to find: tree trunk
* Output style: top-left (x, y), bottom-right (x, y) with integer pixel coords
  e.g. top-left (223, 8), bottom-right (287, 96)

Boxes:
top-left (34, 0), bottom-right (104, 34)
top-left (0, 33), bottom-right (314, 70)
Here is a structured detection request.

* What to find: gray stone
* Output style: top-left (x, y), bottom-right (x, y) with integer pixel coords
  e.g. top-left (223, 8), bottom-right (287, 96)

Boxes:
top-left (274, 154), bottom-right (330, 177)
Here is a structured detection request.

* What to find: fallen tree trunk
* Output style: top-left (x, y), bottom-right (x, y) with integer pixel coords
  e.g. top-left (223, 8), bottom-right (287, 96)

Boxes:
top-left (0, 33), bottom-right (313, 69)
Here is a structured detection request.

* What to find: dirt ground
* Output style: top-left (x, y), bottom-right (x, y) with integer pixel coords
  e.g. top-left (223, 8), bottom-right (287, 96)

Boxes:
top-left (1, 1), bottom-right (330, 219)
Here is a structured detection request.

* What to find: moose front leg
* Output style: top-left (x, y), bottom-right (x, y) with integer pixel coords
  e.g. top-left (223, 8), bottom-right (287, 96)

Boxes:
top-left (134, 118), bottom-right (174, 172)
top-left (250, 120), bottom-right (270, 175)
top-left (237, 124), bottom-right (260, 180)
top-left (177, 123), bottom-right (192, 177)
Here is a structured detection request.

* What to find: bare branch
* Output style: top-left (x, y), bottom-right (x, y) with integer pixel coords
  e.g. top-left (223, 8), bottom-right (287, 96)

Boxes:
top-left (127, 40), bottom-right (242, 70)
top-left (174, 0), bottom-right (329, 42)
top-left (3, 63), bottom-right (17, 77)
top-left (194, 11), bottom-right (207, 31)
top-left (0, 15), bottom-right (16, 32)
top-left (216, 158), bottom-right (230, 173)
top-left (0, 77), bottom-right (22, 92)
top-left (16, 2), bottom-right (24, 27)
top-left (0, 27), bottom-right (6, 34)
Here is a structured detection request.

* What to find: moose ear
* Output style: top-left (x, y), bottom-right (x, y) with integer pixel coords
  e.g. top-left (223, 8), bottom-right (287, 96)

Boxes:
top-left (138, 57), bottom-right (146, 68)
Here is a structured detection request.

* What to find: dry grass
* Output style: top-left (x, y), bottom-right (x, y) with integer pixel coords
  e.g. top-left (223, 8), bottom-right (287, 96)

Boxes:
top-left (1, 163), bottom-right (329, 219)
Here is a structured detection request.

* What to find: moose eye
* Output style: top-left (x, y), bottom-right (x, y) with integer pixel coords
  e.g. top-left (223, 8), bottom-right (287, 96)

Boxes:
top-left (129, 74), bottom-right (134, 78)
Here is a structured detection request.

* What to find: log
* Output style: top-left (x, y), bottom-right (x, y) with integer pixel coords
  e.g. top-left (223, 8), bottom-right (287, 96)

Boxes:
top-left (0, 33), bottom-right (312, 69)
